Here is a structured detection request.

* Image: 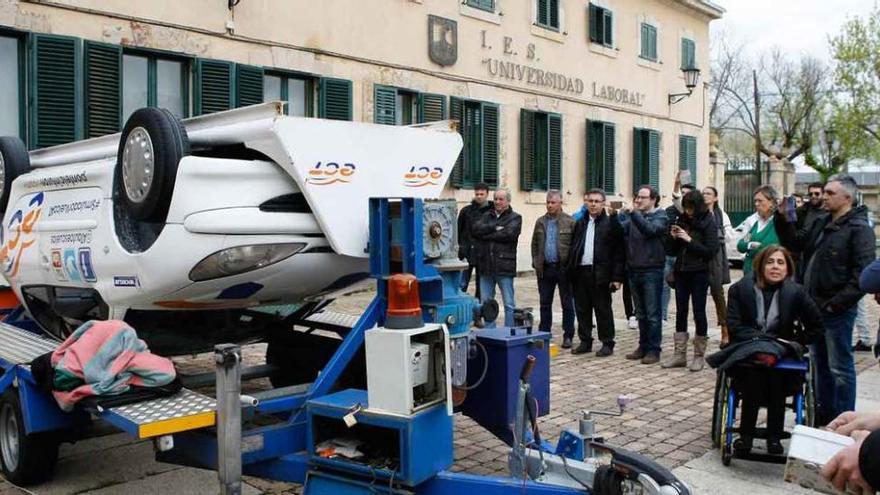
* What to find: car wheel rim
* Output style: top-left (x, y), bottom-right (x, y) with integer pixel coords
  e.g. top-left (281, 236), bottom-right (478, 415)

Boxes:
top-left (0, 403), bottom-right (19, 472)
top-left (122, 127), bottom-right (155, 205)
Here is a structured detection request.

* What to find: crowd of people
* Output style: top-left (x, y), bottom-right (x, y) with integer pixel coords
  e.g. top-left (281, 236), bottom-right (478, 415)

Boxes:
top-left (457, 173), bottom-right (880, 491)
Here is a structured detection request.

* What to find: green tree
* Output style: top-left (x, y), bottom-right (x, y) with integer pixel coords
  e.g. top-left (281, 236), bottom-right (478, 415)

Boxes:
top-left (830, 5), bottom-right (880, 161)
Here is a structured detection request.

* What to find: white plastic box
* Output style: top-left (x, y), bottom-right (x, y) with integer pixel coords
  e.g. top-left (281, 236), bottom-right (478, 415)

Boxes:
top-left (784, 424), bottom-right (854, 494)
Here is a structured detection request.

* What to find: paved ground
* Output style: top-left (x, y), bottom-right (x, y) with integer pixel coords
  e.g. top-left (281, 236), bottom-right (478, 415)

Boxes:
top-left (2, 270), bottom-right (879, 494)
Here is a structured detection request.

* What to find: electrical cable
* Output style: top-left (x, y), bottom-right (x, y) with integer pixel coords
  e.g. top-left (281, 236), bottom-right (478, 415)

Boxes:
top-left (457, 339), bottom-right (489, 391)
top-left (560, 453), bottom-right (593, 492)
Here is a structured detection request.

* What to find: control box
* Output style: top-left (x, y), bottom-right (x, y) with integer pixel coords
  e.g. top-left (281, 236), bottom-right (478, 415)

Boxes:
top-left (364, 323), bottom-right (451, 416)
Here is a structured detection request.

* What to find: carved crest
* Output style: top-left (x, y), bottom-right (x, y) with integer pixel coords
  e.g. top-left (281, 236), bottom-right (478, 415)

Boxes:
top-left (428, 15), bottom-right (457, 66)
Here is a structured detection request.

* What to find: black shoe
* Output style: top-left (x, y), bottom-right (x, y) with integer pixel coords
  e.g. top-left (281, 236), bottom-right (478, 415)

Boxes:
top-left (561, 337), bottom-right (573, 349)
top-left (854, 340), bottom-right (872, 352)
top-left (595, 345), bottom-right (614, 357)
top-left (733, 436), bottom-right (753, 455)
top-left (767, 438), bottom-right (784, 455)
top-left (572, 341), bottom-right (593, 354)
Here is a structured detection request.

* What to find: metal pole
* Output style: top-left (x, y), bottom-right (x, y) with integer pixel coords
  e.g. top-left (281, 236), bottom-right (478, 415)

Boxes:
top-left (753, 69), bottom-right (762, 183)
top-left (215, 344), bottom-right (242, 495)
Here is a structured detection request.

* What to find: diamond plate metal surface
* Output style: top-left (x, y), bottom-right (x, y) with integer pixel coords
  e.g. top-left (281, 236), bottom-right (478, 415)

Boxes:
top-left (304, 310), bottom-right (359, 329)
top-left (0, 322), bottom-right (60, 364)
top-left (109, 389), bottom-right (215, 425)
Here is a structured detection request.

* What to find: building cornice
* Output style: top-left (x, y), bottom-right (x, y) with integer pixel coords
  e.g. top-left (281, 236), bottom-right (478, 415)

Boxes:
top-left (673, 0), bottom-right (726, 20)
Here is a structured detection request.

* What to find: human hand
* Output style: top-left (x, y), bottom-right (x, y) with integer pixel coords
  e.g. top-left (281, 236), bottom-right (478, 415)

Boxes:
top-left (747, 241), bottom-right (761, 251)
top-left (821, 432), bottom-right (873, 494)
top-left (827, 411), bottom-right (880, 436)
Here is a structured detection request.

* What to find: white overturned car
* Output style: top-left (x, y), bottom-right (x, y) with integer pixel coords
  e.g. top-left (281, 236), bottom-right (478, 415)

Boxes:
top-left (0, 103), bottom-right (462, 354)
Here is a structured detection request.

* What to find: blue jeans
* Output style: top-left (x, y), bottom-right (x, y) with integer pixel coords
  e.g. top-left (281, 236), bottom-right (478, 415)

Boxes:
top-left (812, 307), bottom-right (857, 424)
top-left (661, 256), bottom-right (676, 320)
top-left (480, 275), bottom-right (516, 328)
top-left (630, 269), bottom-right (664, 354)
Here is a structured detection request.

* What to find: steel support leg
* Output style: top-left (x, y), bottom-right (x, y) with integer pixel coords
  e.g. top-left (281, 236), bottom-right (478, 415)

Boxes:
top-left (216, 344), bottom-right (242, 495)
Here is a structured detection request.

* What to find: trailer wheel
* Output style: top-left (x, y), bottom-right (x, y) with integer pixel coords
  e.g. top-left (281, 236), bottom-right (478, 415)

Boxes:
top-left (0, 136), bottom-right (31, 213)
top-left (0, 390), bottom-right (60, 485)
top-left (115, 108), bottom-right (189, 222)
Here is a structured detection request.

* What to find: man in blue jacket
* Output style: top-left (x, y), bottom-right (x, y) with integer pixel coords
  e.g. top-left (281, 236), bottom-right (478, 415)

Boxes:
top-left (619, 185), bottom-right (669, 364)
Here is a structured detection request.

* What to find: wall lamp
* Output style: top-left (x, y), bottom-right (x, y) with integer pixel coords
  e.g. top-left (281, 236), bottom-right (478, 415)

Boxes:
top-left (668, 67), bottom-right (701, 105)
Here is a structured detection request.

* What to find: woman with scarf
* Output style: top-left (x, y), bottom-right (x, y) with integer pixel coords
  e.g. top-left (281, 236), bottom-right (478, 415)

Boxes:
top-left (708, 246), bottom-right (824, 455)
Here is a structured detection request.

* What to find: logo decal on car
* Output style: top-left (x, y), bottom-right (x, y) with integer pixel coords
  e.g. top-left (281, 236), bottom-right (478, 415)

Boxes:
top-left (306, 162), bottom-right (356, 185)
top-left (403, 166), bottom-right (443, 187)
top-left (114, 276), bottom-right (140, 288)
top-left (0, 192), bottom-right (44, 278)
top-left (63, 248), bottom-right (81, 282)
top-left (51, 249), bottom-right (67, 281)
top-left (78, 248), bottom-right (97, 282)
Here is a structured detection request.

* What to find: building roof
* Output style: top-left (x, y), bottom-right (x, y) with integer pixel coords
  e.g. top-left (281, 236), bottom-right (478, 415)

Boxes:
top-left (675, 0), bottom-right (726, 19)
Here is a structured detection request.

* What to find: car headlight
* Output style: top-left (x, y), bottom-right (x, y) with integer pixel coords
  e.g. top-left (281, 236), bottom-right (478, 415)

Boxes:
top-left (189, 243), bottom-right (306, 282)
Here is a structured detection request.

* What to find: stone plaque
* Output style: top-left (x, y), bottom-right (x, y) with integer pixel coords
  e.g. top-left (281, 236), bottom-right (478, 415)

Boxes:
top-left (428, 15), bottom-right (457, 66)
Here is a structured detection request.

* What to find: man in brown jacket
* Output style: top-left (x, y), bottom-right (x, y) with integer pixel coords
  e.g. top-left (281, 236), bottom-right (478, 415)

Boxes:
top-left (531, 190), bottom-right (576, 348)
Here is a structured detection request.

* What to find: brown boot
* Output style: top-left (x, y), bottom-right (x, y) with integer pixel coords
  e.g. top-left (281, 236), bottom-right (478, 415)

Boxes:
top-left (662, 332), bottom-right (689, 368)
top-left (625, 347), bottom-right (646, 360)
top-left (690, 335), bottom-right (707, 372)
top-left (720, 323), bottom-right (730, 349)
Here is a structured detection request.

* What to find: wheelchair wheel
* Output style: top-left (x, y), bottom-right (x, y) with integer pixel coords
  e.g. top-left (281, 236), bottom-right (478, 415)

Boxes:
top-left (711, 371), bottom-right (727, 448)
top-left (804, 359), bottom-right (817, 427)
top-left (722, 447), bottom-right (732, 466)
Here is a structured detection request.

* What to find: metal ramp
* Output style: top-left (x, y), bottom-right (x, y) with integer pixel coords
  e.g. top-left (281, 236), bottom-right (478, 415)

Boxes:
top-left (296, 309), bottom-right (360, 334)
top-left (0, 321), bottom-right (216, 439)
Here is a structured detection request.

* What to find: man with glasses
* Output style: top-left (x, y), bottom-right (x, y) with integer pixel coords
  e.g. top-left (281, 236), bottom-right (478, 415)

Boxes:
top-left (531, 190), bottom-right (576, 348)
top-left (619, 185), bottom-right (668, 364)
top-left (568, 189), bottom-right (625, 356)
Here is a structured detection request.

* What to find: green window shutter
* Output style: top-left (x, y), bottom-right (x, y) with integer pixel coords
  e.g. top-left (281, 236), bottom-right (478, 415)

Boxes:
top-left (537, 0), bottom-right (549, 26)
top-left (679, 135), bottom-right (697, 182)
top-left (84, 41), bottom-right (121, 138)
top-left (374, 85), bottom-right (397, 125)
top-left (29, 34), bottom-right (82, 149)
top-left (548, 114), bottom-right (562, 190)
top-left (588, 5), bottom-right (600, 42)
top-left (520, 109), bottom-right (536, 191)
top-left (603, 124), bottom-right (616, 194)
top-left (681, 39), bottom-right (696, 69)
top-left (319, 77), bottom-right (352, 121)
top-left (449, 97), bottom-right (464, 188)
top-left (650, 27), bottom-right (658, 60)
top-left (648, 130), bottom-right (660, 189)
top-left (481, 103), bottom-right (499, 187)
top-left (418, 93), bottom-right (446, 123)
top-left (195, 59), bottom-right (233, 116)
top-left (235, 64), bottom-right (264, 108)
top-left (586, 120), bottom-right (600, 190)
top-left (603, 10), bottom-right (613, 45)
top-left (467, 0), bottom-right (494, 12)
top-left (632, 128), bottom-right (644, 193)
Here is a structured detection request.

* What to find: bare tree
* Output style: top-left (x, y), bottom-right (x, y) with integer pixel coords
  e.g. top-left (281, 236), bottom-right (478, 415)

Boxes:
top-left (708, 31), bottom-right (746, 135)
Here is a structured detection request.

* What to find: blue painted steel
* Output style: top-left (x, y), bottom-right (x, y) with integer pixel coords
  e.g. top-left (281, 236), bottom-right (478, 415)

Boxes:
top-left (9, 367), bottom-right (79, 434)
top-left (460, 327), bottom-right (551, 444)
top-left (307, 389), bottom-right (453, 487)
top-left (555, 430), bottom-right (587, 461)
top-left (303, 470), bottom-right (401, 495)
top-left (725, 387), bottom-right (736, 448)
top-left (244, 452), bottom-right (310, 484)
top-left (775, 359), bottom-right (808, 372)
top-left (418, 471), bottom-right (585, 494)
top-left (795, 392), bottom-right (804, 425)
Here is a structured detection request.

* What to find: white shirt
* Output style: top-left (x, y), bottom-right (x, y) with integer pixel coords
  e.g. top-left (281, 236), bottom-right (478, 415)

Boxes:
top-left (580, 216), bottom-right (597, 265)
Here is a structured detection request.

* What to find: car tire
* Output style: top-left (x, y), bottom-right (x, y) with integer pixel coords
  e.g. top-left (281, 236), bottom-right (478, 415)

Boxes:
top-left (0, 389), bottom-right (60, 486)
top-left (0, 136), bottom-right (31, 213)
top-left (115, 108), bottom-right (190, 222)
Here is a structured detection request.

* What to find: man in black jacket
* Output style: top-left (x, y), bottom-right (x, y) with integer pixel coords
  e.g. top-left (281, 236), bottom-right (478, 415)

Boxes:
top-left (457, 182), bottom-right (493, 298)
top-left (472, 188), bottom-right (522, 328)
top-left (568, 189), bottom-right (625, 357)
top-left (782, 174), bottom-right (877, 425)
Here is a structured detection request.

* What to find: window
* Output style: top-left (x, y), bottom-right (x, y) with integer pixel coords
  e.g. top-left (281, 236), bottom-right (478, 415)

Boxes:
top-left (520, 110), bottom-right (562, 191)
top-left (374, 85), bottom-right (446, 126)
top-left (0, 34), bottom-right (23, 138)
top-left (679, 135), bottom-right (697, 183)
top-left (450, 98), bottom-right (499, 188)
top-left (537, 0), bottom-right (560, 30)
top-left (264, 72), bottom-right (315, 117)
top-left (588, 4), bottom-right (613, 46)
top-left (640, 23), bottom-right (658, 61)
top-left (466, 0), bottom-right (494, 12)
top-left (587, 120), bottom-right (615, 193)
top-left (681, 38), bottom-right (696, 69)
top-left (632, 128), bottom-right (660, 192)
top-left (123, 50), bottom-right (188, 122)
top-left (29, 34), bottom-right (81, 148)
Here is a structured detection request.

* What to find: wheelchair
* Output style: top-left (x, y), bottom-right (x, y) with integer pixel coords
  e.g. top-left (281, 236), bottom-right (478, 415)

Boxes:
top-left (710, 356), bottom-right (816, 466)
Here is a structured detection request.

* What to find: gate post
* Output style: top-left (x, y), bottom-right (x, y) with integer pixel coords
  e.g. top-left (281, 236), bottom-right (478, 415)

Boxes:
top-left (709, 132), bottom-right (726, 199)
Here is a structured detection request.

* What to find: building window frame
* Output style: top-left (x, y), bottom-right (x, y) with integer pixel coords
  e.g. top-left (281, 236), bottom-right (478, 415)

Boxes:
top-left (520, 109), bottom-right (562, 192)
top-left (466, 0), bottom-right (495, 13)
top-left (0, 28), bottom-right (27, 141)
top-left (122, 47), bottom-right (192, 121)
top-left (632, 127), bottom-right (660, 193)
top-left (640, 22), bottom-right (658, 62)
top-left (679, 134), bottom-right (697, 183)
top-left (264, 69), bottom-right (316, 117)
top-left (588, 4), bottom-right (613, 47)
top-left (535, 0), bottom-right (561, 31)
top-left (374, 84), bottom-right (446, 126)
top-left (680, 37), bottom-right (696, 69)
top-left (451, 97), bottom-right (499, 188)
top-left (587, 120), bottom-right (616, 194)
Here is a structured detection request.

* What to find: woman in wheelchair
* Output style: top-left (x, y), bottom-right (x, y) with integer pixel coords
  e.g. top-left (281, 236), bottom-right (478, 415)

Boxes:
top-left (707, 246), bottom-right (823, 455)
